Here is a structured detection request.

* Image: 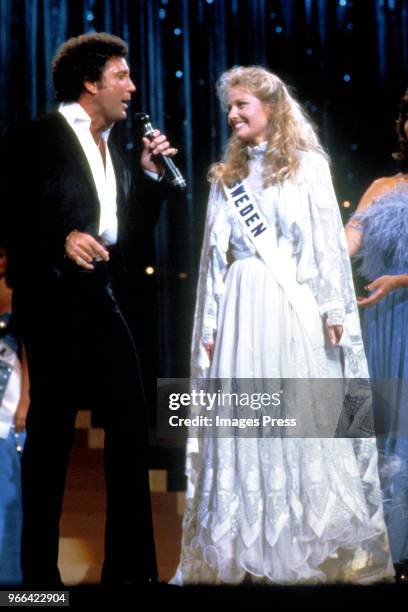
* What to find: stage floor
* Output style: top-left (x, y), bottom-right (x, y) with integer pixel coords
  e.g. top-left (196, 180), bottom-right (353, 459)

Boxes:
top-left (56, 412), bottom-right (402, 608)
top-left (60, 411), bottom-right (183, 584)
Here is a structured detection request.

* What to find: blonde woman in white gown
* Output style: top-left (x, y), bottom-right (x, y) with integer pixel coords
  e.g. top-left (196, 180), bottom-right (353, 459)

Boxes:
top-left (172, 66), bottom-right (393, 585)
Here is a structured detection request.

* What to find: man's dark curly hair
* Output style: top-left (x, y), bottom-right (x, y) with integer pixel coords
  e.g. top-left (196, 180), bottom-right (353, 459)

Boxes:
top-left (52, 32), bottom-right (128, 103)
top-left (392, 89), bottom-right (408, 173)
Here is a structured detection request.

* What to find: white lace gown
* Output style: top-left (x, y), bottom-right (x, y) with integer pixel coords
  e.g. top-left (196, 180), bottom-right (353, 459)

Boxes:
top-left (172, 145), bottom-right (393, 585)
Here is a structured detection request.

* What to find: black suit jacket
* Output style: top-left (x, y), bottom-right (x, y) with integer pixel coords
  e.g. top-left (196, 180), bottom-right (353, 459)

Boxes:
top-left (1, 112), bottom-right (164, 305)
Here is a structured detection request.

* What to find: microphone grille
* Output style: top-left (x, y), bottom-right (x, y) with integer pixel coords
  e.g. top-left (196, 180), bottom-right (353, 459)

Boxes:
top-left (134, 112), bottom-right (150, 123)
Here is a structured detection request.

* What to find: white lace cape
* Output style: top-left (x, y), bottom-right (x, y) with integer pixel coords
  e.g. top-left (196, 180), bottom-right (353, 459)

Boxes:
top-left (191, 150), bottom-right (368, 381)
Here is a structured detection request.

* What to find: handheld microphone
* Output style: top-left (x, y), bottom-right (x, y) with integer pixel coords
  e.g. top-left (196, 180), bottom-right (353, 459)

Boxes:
top-left (135, 112), bottom-right (187, 190)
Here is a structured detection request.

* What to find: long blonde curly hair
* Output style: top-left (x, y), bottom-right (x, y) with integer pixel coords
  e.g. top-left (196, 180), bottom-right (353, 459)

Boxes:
top-left (210, 66), bottom-right (325, 186)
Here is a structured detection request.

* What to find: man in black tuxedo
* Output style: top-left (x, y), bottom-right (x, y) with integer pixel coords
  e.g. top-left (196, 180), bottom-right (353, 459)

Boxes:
top-left (1, 32), bottom-right (176, 587)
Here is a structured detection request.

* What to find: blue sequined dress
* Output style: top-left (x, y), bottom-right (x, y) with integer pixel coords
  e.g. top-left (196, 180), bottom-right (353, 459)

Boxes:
top-left (0, 312), bottom-right (25, 585)
top-left (356, 183), bottom-right (408, 565)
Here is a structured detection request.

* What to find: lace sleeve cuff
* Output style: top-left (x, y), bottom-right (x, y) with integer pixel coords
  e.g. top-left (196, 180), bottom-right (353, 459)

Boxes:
top-left (325, 309), bottom-right (344, 326)
top-left (202, 327), bottom-right (215, 344)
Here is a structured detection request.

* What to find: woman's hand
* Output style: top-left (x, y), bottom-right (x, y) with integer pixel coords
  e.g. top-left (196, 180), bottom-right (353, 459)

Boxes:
top-left (326, 323), bottom-right (343, 346)
top-left (14, 398), bottom-right (29, 432)
top-left (203, 339), bottom-right (215, 362)
top-left (357, 274), bottom-right (408, 307)
top-left (14, 343), bottom-right (30, 432)
top-left (203, 330), bottom-right (216, 362)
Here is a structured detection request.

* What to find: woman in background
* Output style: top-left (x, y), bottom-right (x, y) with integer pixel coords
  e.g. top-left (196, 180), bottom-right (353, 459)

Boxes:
top-left (346, 90), bottom-right (408, 582)
top-left (173, 66), bottom-right (393, 585)
top-left (0, 242), bottom-right (29, 585)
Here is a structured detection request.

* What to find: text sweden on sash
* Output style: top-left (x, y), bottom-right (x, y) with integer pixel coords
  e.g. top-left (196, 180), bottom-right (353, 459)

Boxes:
top-left (229, 181), bottom-right (267, 238)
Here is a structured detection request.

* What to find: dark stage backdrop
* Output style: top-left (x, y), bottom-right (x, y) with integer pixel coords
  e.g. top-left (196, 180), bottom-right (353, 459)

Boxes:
top-left (1, 0), bottom-right (408, 379)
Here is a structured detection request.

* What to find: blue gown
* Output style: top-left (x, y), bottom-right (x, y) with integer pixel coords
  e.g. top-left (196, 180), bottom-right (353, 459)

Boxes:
top-left (356, 184), bottom-right (408, 565)
top-left (0, 312), bottom-right (25, 585)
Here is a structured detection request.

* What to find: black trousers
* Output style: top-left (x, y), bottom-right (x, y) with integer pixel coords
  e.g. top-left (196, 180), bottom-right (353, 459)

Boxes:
top-left (17, 262), bottom-right (157, 586)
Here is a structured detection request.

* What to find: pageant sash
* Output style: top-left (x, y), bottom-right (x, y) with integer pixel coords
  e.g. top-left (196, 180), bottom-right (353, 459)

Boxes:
top-left (222, 179), bottom-right (325, 347)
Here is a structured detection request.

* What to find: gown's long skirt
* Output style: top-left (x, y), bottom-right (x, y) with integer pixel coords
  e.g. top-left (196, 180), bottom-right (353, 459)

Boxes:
top-left (0, 429), bottom-right (25, 585)
top-left (363, 279), bottom-right (408, 565)
top-left (173, 257), bottom-right (393, 584)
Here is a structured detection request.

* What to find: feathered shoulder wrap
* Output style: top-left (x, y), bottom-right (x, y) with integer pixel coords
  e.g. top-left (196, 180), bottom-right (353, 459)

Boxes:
top-left (353, 184), bottom-right (408, 279)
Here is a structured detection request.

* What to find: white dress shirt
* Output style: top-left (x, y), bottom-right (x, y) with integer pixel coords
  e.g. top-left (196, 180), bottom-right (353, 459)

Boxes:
top-left (59, 102), bottom-right (118, 245)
